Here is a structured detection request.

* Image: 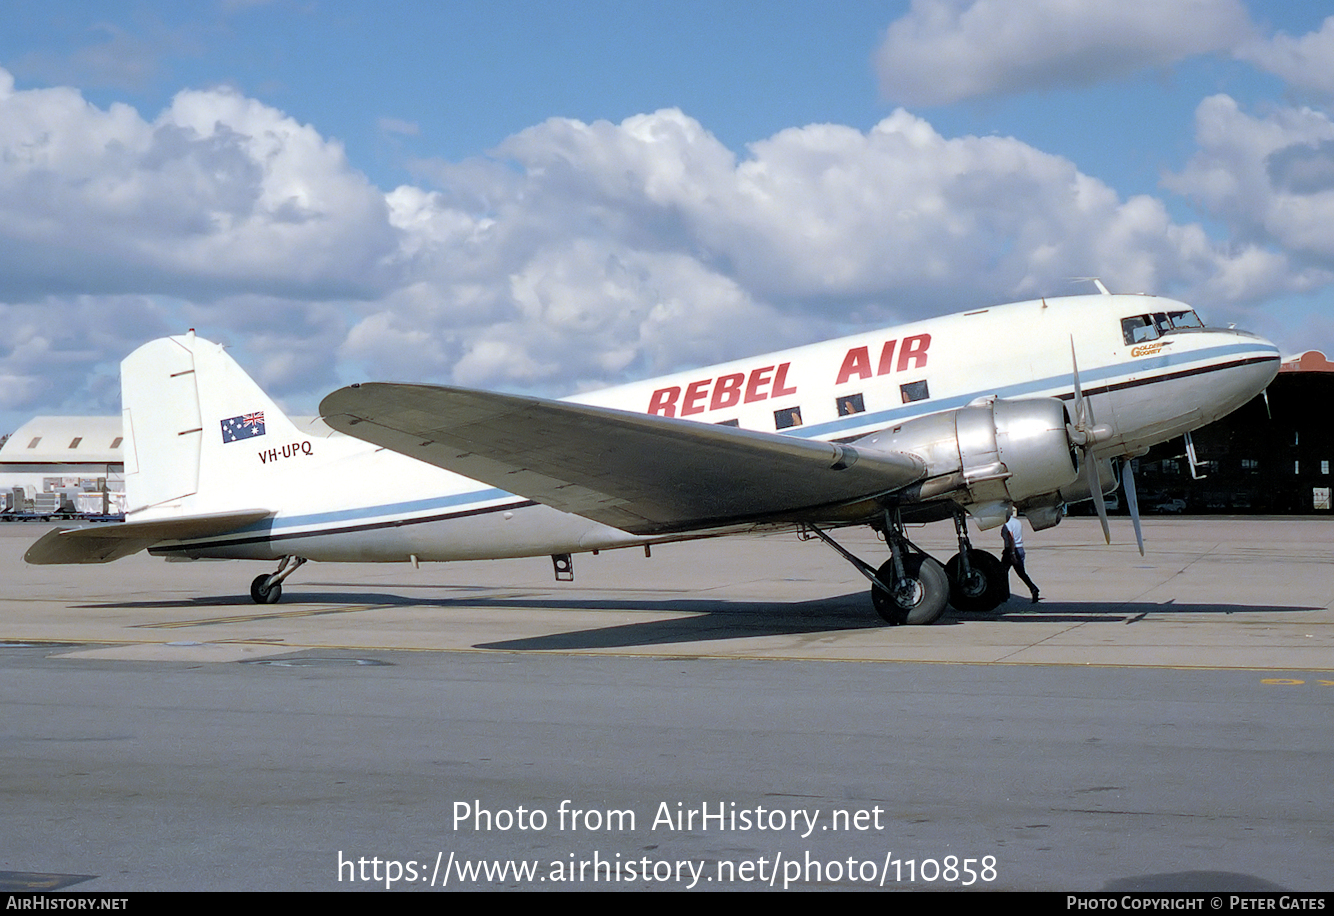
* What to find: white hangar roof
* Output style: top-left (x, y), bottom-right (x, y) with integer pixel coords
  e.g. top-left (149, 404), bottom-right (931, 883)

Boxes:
top-left (0, 416), bottom-right (125, 465)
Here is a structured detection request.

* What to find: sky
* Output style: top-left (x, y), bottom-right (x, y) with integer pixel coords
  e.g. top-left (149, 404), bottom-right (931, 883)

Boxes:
top-left (2, 0), bottom-right (1334, 434)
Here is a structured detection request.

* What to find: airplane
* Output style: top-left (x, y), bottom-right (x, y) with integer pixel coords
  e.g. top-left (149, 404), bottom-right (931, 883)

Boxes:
top-left (25, 289), bottom-right (1280, 626)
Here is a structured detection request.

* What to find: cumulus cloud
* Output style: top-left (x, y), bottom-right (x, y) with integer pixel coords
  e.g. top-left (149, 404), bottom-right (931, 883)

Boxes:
top-left (337, 105), bottom-right (1292, 394)
top-left (0, 66), bottom-right (1312, 432)
top-left (497, 108), bottom-right (1246, 304)
top-left (875, 0), bottom-right (1254, 105)
top-left (1165, 94), bottom-right (1334, 287)
top-left (0, 294), bottom-right (174, 413)
top-left (0, 69), bottom-right (398, 302)
top-left (1237, 16), bottom-right (1334, 97)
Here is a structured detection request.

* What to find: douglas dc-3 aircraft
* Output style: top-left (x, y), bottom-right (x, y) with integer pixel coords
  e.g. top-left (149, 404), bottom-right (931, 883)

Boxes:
top-left (26, 289), bottom-right (1280, 625)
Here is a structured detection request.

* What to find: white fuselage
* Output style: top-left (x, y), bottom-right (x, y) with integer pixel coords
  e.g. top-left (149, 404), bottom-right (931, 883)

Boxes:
top-left (149, 294), bottom-right (1280, 563)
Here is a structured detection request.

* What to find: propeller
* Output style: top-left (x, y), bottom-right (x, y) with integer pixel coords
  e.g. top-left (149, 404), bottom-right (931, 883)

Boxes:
top-left (1069, 337), bottom-right (1144, 554)
top-left (1069, 338), bottom-right (1111, 544)
top-left (1122, 457), bottom-right (1144, 556)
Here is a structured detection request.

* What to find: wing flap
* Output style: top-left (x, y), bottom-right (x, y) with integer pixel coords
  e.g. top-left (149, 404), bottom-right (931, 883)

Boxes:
top-left (320, 383), bottom-right (924, 535)
top-left (24, 509), bottom-right (272, 565)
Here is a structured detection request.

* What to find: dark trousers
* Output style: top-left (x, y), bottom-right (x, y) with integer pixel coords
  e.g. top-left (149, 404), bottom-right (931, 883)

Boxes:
top-left (1004, 548), bottom-right (1039, 596)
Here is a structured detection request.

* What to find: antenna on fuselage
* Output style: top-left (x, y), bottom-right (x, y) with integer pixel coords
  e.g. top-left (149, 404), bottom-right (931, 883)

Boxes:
top-left (1069, 277), bottom-right (1112, 295)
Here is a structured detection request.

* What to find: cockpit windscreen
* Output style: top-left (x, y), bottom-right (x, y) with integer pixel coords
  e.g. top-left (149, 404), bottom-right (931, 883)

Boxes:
top-left (1121, 310), bottom-right (1203, 345)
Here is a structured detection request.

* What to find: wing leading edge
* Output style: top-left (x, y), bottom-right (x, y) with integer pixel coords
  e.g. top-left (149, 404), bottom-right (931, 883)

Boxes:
top-left (319, 383), bottom-right (925, 535)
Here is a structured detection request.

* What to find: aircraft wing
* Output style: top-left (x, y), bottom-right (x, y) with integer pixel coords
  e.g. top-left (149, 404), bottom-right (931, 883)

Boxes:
top-left (320, 383), bottom-right (925, 535)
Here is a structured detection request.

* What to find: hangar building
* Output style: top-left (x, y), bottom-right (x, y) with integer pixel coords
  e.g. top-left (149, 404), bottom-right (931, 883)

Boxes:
top-left (1128, 350), bottom-right (1334, 513)
top-left (0, 416), bottom-right (125, 515)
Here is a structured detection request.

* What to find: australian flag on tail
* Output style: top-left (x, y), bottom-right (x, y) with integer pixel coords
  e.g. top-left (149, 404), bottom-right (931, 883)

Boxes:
top-left (221, 411), bottom-right (266, 443)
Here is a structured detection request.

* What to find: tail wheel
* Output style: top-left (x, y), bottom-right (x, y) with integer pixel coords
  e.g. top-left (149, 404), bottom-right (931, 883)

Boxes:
top-left (250, 574), bottom-right (282, 604)
top-left (871, 554), bottom-right (949, 626)
top-left (945, 549), bottom-right (1007, 613)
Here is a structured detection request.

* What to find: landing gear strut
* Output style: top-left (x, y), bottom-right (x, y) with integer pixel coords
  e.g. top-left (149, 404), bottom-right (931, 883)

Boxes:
top-left (944, 513), bottom-right (1007, 613)
top-left (250, 556), bottom-right (306, 604)
top-left (804, 513), bottom-right (949, 626)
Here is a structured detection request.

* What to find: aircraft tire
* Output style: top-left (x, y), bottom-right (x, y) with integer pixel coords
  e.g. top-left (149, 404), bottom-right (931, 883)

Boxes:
top-left (945, 549), bottom-right (1007, 613)
top-left (871, 554), bottom-right (949, 626)
top-left (250, 574), bottom-right (282, 605)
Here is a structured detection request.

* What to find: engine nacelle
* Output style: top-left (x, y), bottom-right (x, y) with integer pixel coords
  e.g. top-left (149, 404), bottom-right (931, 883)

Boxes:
top-left (852, 397), bottom-right (1080, 525)
top-left (1054, 455), bottom-right (1119, 504)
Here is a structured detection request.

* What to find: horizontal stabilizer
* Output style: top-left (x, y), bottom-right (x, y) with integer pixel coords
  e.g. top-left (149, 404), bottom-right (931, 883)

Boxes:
top-left (320, 384), bottom-right (925, 535)
top-left (24, 509), bottom-right (272, 565)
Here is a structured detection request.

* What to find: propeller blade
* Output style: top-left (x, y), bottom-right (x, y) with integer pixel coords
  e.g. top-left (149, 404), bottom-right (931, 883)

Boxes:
top-left (1086, 452), bottom-right (1110, 544)
top-left (1074, 335), bottom-right (1110, 544)
top-left (1070, 336), bottom-right (1094, 431)
top-left (1122, 457), bottom-right (1144, 557)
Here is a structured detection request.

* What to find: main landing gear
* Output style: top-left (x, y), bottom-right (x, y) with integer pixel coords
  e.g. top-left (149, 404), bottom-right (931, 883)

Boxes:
top-left (805, 511), bottom-right (1008, 626)
top-left (250, 556), bottom-right (306, 604)
top-left (943, 512), bottom-right (1008, 614)
top-left (870, 550), bottom-right (949, 626)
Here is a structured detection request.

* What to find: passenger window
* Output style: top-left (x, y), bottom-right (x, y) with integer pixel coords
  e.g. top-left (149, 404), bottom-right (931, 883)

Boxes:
top-left (715, 419), bottom-right (740, 428)
top-left (900, 380), bottom-right (929, 403)
top-left (774, 407), bottom-right (803, 430)
top-left (837, 393), bottom-right (865, 416)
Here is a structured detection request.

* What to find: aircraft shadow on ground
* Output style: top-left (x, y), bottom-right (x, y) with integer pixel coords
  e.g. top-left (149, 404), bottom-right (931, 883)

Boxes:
top-left (466, 598), bottom-right (1318, 651)
top-left (84, 588), bottom-right (1318, 650)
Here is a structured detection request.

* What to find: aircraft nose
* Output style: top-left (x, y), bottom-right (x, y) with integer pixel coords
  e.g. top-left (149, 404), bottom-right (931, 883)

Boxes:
top-left (1215, 329), bottom-right (1281, 414)
top-left (1246, 332), bottom-right (1281, 384)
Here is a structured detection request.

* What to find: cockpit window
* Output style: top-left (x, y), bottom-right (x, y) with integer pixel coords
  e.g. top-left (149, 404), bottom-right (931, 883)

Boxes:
top-left (1121, 315), bottom-right (1158, 344)
top-left (1121, 309), bottom-right (1204, 345)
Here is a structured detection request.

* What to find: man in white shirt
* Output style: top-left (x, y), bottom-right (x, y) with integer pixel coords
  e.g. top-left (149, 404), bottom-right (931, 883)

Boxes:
top-left (1001, 509), bottom-right (1040, 604)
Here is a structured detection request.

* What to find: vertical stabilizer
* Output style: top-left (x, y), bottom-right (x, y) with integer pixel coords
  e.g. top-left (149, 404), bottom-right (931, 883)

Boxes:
top-left (121, 333), bottom-right (315, 519)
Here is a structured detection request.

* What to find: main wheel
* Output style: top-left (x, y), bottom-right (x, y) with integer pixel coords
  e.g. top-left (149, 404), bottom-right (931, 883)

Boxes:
top-left (945, 549), bottom-right (1007, 613)
top-left (250, 574), bottom-right (282, 605)
top-left (871, 554), bottom-right (950, 626)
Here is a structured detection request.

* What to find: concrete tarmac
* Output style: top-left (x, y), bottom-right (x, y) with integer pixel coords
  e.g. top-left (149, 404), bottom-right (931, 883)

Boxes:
top-left (1, 517), bottom-right (1330, 891)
